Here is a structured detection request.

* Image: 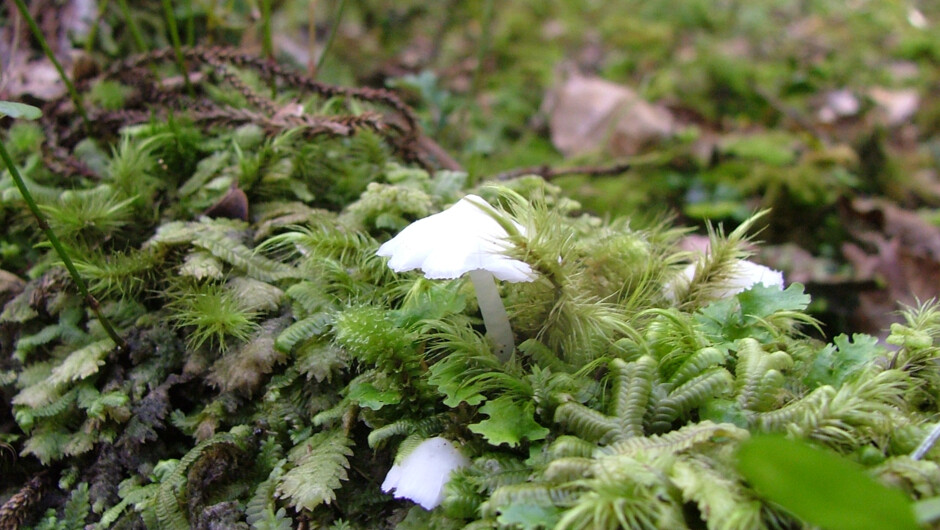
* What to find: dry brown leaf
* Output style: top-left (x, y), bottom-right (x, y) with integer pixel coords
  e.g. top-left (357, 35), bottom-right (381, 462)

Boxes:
top-left (839, 197), bottom-right (940, 336)
top-left (868, 87), bottom-right (919, 126)
top-left (543, 72), bottom-right (675, 157)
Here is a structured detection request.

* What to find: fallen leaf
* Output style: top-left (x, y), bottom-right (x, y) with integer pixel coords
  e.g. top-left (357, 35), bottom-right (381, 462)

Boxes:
top-left (839, 197), bottom-right (940, 337)
top-left (817, 89), bottom-right (859, 124)
top-left (543, 72), bottom-right (675, 157)
top-left (868, 88), bottom-right (919, 126)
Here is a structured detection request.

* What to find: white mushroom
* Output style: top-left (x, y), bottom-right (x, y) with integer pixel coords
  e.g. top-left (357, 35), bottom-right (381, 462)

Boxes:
top-left (666, 259), bottom-right (784, 302)
top-left (381, 436), bottom-right (469, 510)
top-left (376, 194), bottom-right (534, 360)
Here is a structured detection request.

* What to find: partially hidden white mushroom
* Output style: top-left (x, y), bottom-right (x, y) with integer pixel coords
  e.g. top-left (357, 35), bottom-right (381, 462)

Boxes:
top-left (376, 194), bottom-right (534, 361)
top-left (666, 258), bottom-right (784, 302)
top-left (381, 437), bottom-right (469, 510)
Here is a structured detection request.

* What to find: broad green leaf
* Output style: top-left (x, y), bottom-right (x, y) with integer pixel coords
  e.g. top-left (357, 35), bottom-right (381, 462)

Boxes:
top-left (468, 397), bottom-right (549, 447)
top-left (496, 503), bottom-right (561, 529)
top-left (738, 282), bottom-right (810, 318)
top-left (736, 435), bottom-right (919, 530)
top-left (0, 101), bottom-right (41, 120)
top-left (804, 333), bottom-right (883, 388)
top-left (347, 381), bottom-right (401, 410)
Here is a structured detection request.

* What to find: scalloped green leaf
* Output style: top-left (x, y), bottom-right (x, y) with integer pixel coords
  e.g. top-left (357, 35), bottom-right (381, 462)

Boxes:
top-left (469, 397), bottom-right (549, 447)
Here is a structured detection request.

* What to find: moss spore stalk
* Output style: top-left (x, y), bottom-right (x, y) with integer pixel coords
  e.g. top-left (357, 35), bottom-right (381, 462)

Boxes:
top-left (0, 139), bottom-right (127, 351)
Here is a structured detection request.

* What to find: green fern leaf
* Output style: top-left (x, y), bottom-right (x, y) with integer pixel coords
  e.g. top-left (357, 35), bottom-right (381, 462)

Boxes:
top-left (483, 483), bottom-right (580, 519)
top-left (554, 401), bottom-right (618, 443)
top-left (48, 338), bottom-right (115, 385)
top-left (276, 428), bottom-right (353, 511)
top-left (613, 357), bottom-right (656, 440)
top-left (247, 459), bottom-right (291, 530)
top-left (193, 229), bottom-right (297, 282)
top-left (666, 347), bottom-right (727, 390)
top-left (734, 339), bottom-right (793, 412)
top-left (671, 457), bottom-right (763, 530)
top-left (275, 313), bottom-right (332, 353)
top-left (649, 368), bottom-right (733, 432)
top-left (549, 435), bottom-right (597, 459)
top-left (179, 250), bottom-right (225, 280)
top-left (601, 421), bottom-right (749, 457)
top-left (285, 280), bottom-right (336, 317)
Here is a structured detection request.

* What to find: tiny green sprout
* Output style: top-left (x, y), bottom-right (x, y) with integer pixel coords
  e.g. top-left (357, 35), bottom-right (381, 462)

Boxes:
top-left (167, 282), bottom-right (260, 352)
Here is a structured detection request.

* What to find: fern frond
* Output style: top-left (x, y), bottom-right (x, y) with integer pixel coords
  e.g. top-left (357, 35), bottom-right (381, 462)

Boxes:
top-left (284, 280), bottom-right (336, 317)
top-left (753, 385), bottom-right (835, 432)
top-left (665, 346), bottom-right (727, 391)
top-left (367, 414), bottom-right (446, 449)
top-left (518, 338), bottom-right (575, 374)
top-left (482, 483), bottom-right (580, 519)
top-left (246, 458), bottom-right (290, 530)
top-left (755, 370), bottom-right (907, 451)
top-left (60, 482), bottom-right (91, 528)
top-left (14, 323), bottom-right (64, 360)
top-left (227, 277), bottom-right (285, 312)
top-left (671, 456), bottom-right (763, 530)
top-left (734, 338), bottom-right (793, 412)
top-left (192, 228), bottom-right (297, 282)
top-left (601, 421), bottom-right (749, 457)
top-left (873, 456), bottom-right (940, 498)
top-left (470, 454), bottom-right (534, 492)
top-left (156, 426), bottom-right (252, 530)
top-left (441, 467), bottom-right (484, 520)
top-left (649, 368), bottom-right (734, 432)
top-left (612, 356), bottom-right (657, 440)
top-left (48, 338), bottom-right (116, 385)
top-left (555, 453), bottom-right (685, 530)
top-left (544, 457), bottom-right (595, 482)
top-left (549, 435), bottom-right (598, 459)
top-left (295, 339), bottom-right (347, 383)
top-left (554, 401), bottom-right (618, 443)
top-left (275, 313), bottom-right (332, 353)
top-left (276, 428), bottom-right (353, 511)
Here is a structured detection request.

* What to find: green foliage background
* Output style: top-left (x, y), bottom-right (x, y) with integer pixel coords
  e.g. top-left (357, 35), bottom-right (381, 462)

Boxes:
top-left (1, 0), bottom-right (940, 529)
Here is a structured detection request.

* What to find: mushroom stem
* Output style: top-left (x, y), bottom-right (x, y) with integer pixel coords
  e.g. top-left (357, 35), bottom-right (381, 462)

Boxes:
top-left (468, 269), bottom-right (515, 361)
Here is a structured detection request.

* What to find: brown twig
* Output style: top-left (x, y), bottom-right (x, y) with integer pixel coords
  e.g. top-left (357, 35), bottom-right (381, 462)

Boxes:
top-left (490, 161), bottom-right (635, 181)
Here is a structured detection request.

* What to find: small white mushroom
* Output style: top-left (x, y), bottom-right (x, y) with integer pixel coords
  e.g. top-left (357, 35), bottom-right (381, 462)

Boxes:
top-left (376, 194), bottom-right (534, 360)
top-left (666, 259), bottom-right (784, 302)
top-left (381, 437), bottom-right (469, 510)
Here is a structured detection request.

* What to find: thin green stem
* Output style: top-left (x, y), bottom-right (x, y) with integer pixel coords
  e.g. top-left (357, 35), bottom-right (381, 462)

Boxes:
top-left (185, 0), bottom-right (195, 47)
top-left (83, 0), bottom-right (111, 53)
top-left (261, 0), bottom-right (276, 95)
top-left (472, 0), bottom-right (494, 94)
top-left (316, 0), bottom-right (347, 74)
top-left (117, 0), bottom-right (148, 52)
top-left (161, 0), bottom-right (193, 95)
top-left (11, 0), bottom-right (90, 130)
top-left (0, 140), bottom-right (127, 351)
top-left (261, 0), bottom-right (273, 60)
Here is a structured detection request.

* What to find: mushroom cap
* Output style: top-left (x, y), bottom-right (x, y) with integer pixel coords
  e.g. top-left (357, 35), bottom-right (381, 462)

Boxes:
top-left (376, 194), bottom-right (535, 283)
top-left (665, 258), bottom-right (784, 301)
top-left (381, 437), bottom-right (469, 510)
